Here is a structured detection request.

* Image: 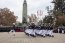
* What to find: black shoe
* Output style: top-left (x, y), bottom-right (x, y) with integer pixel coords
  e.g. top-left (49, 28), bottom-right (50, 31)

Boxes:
top-left (49, 35), bottom-right (51, 37)
top-left (30, 34), bottom-right (36, 37)
top-left (25, 33), bottom-right (29, 36)
top-left (43, 36), bottom-right (45, 38)
top-left (40, 35), bottom-right (43, 37)
top-left (51, 35), bottom-right (54, 37)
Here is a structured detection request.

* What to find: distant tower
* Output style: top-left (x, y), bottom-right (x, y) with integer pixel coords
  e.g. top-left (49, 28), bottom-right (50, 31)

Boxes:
top-left (22, 0), bottom-right (27, 24)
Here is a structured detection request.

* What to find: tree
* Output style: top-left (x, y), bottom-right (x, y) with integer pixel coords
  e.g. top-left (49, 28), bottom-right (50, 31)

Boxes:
top-left (43, 6), bottom-right (54, 25)
top-left (0, 8), bottom-right (17, 26)
top-left (52, 0), bottom-right (65, 26)
top-left (28, 14), bottom-right (38, 25)
top-left (52, 0), bottom-right (65, 15)
top-left (43, 15), bottom-right (54, 24)
top-left (56, 15), bottom-right (65, 26)
top-left (43, 0), bottom-right (65, 27)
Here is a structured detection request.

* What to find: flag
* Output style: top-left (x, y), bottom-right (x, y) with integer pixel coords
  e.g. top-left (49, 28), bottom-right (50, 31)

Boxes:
top-left (37, 10), bottom-right (43, 16)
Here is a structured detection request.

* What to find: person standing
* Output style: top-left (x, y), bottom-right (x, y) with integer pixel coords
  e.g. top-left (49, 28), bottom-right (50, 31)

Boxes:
top-left (41, 24), bottom-right (46, 37)
top-left (58, 26), bottom-right (60, 33)
top-left (62, 26), bottom-right (65, 34)
top-left (49, 25), bottom-right (54, 37)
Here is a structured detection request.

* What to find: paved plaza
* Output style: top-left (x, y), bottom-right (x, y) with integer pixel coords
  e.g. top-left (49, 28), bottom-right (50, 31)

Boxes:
top-left (0, 32), bottom-right (65, 43)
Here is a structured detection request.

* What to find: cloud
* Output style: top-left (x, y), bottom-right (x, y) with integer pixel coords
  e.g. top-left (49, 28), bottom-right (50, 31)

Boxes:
top-left (0, 0), bottom-right (53, 22)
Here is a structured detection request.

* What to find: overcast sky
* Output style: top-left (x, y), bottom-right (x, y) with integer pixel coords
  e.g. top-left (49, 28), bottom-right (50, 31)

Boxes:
top-left (0, 0), bottom-right (54, 22)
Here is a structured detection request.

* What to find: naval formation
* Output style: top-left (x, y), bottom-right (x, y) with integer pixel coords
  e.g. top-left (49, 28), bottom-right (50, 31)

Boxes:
top-left (24, 23), bottom-right (54, 37)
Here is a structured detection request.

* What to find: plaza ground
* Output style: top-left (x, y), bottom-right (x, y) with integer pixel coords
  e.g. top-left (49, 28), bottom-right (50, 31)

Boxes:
top-left (0, 32), bottom-right (65, 43)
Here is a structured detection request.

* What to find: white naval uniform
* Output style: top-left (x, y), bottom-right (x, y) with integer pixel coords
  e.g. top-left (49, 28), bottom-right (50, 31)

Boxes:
top-left (41, 29), bottom-right (46, 36)
top-left (49, 30), bottom-right (53, 36)
top-left (62, 30), bottom-right (64, 34)
top-left (58, 29), bottom-right (60, 33)
top-left (25, 29), bottom-right (36, 35)
top-left (9, 29), bottom-right (15, 36)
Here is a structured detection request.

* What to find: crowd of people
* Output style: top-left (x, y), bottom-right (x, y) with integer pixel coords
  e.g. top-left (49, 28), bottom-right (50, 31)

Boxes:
top-left (25, 23), bottom-right (54, 37)
top-left (58, 26), bottom-right (65, 34)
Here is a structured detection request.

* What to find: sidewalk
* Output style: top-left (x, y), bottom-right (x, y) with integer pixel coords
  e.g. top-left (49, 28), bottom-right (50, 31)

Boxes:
top-left (0, 32), bottom-right (65, 43)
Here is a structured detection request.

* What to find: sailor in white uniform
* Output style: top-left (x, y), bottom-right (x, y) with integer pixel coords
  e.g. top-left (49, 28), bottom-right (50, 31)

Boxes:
top-left (61, 26), bottom-right (65, 34)
top-left (35, 25), bottom-right (43, 36)
top-left (25, 23), bottom-right (36, 37)
top-left (9, 29), bottom-right (15, 37)
top-left (25, 26), bottom-right (32, 36)
top-left (49, 25), bottom-right (54, 37)
top-left (41, 25), bottom-right (46, 37)
top-left (45, 25), bottom-right (49, 36)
